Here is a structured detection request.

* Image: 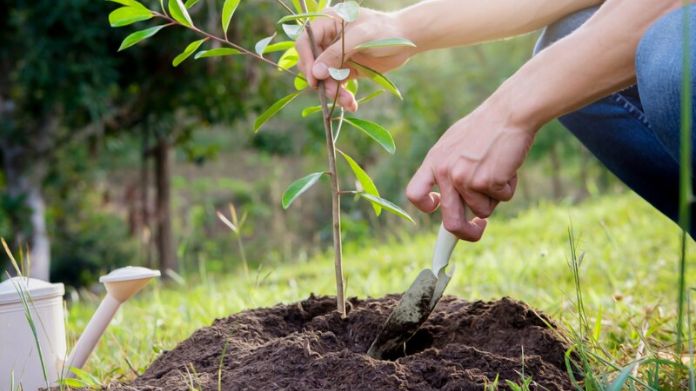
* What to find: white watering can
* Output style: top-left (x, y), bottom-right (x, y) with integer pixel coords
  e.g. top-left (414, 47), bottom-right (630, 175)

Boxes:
top-left (0, 266), bottom-right (160, 391)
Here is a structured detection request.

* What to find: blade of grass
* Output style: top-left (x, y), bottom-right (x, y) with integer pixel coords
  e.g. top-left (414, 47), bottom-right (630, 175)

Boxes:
top-left (677, 0), bottom-right (693, 355)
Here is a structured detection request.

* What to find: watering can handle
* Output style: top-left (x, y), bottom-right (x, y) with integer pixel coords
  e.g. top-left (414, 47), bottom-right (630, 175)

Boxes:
top-left (432, 224), bottom-right (458, 277)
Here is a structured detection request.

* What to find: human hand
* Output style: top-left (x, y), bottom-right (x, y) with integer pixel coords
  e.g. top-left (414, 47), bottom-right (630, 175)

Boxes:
top-left (406, 101), bottom-right (536, 241)
top-left (296, 7), bottom-right (417, 111)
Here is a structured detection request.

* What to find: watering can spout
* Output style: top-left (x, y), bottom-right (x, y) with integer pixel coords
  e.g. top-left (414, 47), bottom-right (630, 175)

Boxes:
top-left (64, 267), bottom-right (160, 377)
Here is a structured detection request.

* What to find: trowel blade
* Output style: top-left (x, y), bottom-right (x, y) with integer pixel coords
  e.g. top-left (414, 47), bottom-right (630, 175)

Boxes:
top-left (429, 266), bottom-right (454, 311)
top-left (367, 269), bottom-right (438, 360)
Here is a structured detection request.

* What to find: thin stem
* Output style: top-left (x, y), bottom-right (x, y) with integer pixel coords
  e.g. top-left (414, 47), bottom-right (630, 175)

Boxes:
top-left (152, 11), bottom-right (300, 77)
top-left (274, 0), bottom-right (295, 15)
top-left (301, 0), bottom-right (346, 317)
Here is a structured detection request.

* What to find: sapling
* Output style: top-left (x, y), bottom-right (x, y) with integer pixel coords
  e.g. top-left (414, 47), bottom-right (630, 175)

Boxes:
top-left (107, 0), bottom-right (416, 317)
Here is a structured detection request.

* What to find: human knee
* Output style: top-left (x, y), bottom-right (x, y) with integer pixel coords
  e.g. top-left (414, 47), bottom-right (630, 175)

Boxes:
top-left (533, 6), bottom-right (600, 56)
top-left (636, 6), bottom-right (695, 142)
top-left (636, 7), bottom-right (695, 99)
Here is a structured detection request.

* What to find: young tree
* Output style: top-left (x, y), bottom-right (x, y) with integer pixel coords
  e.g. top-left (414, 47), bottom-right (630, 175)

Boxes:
top-left (108, 0), bottom-right (415, 315)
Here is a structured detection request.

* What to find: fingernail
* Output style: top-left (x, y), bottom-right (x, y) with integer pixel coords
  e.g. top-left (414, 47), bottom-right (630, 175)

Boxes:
top-left (313, 62), bottom-right (329, 79)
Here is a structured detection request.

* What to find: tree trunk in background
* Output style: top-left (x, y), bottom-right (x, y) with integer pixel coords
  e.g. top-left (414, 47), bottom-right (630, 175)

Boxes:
top-left (27, 184), bottom-right (50, 280)
top-left (141, 127), bottom-right (153, 267)
top-left (154, 137), bottom-right (177, 275)
top-left (0, 143), bottom-right (50, 280)
top-left (549, 144), bottom-right (564, 200)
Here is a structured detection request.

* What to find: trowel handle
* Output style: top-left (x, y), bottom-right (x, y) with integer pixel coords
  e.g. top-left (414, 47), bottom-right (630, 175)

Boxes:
top-left (432, 224), bottom-right (458, 277)
top-left (64, 294), bottom-right (122, 377)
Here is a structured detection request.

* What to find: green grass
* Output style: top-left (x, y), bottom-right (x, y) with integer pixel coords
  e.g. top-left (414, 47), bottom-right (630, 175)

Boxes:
top-left (66, 192), bottom-right (695, 387)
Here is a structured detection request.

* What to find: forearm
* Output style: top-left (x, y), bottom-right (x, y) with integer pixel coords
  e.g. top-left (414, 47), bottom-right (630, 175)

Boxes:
top-left (487, 0), bottom-right (680, 130)
top-left (395, 0), bottom-right (603, 51)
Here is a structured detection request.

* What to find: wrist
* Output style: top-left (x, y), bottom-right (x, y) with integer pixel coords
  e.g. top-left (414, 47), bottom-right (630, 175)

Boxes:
top-left (479, 83), bottom-right (549, 136)
top-left (391, 6), bottom-right (436, 53)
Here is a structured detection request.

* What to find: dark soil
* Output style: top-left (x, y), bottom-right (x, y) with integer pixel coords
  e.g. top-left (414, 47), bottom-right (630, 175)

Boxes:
top-left (112, 295), bottom-right (574, 390)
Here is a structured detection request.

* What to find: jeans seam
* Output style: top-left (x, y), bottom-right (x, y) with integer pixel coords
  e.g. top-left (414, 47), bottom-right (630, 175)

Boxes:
top-left (613, 93), bottom-right (651, 128)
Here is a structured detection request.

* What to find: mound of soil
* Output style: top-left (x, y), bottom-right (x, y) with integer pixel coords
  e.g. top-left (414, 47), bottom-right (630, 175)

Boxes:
top-left (114, 295), bottom-right (574, 390)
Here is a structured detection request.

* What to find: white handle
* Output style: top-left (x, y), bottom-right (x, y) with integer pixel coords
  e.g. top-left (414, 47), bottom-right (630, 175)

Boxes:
top-left (432, 224), bottom-right (458, 277)
top-left (64, 294), bottom-right (122, 377)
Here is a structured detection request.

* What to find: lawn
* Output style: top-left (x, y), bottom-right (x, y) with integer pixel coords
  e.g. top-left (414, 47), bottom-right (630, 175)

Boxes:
top-left (66, 192), bottom-right (696, 387)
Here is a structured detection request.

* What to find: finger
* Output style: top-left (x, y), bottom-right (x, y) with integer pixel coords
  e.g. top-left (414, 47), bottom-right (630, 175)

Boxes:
top-left (313, 30), bottom-right (364, 81)
top-left (296, 17), bottom-right (337, 88)
top-left (324, 79), bottom-right (339, 99)
top-left (438, 177), bottom-right (486, 242)
top-left (338, 88), bottom-right (358, 112)
top-left (479, 176), bottom-right (517, 202)
top-left (296, 33), bottom-right (317, 88)
top-left (450, 167), bottom-right (497, 218)
top-left (406, 165), bottom-right (439, 213)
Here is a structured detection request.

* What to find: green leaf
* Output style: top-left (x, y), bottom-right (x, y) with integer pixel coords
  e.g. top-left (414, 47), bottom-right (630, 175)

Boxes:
top-left (184, 0), bottom-right (200, 7)
top-left (172, 38), bottom-right (207, 66)
top-left (282, 172), bottom-right (325, 209)
top-left (194, 47), bottom-right (241, 59)
top-left (333, 1), bottom-right (359, 22)
top-left (277, 47), bottom-right (299, 70)
top-left (221, 0), bottom-right (240, 35)
top-left (345, 79), bottom-right (358, 95)
top-left (317, 0), bottom-right (331, 10)
top-left (328, 67), bottom-right (350, 81)
top-left (339, 151), bottom-right (381, 215)
top-left (277, 12), bottom-right (328, 24)
top-left (107, 0), bottom-right (148, 8)
top-left (294, 75), bottom-right (308, 90)
top-left (350, 61), bottom-right (402, 99)
top-left (255, 35), bottom-right (275, 56)
top-left (302, 105), bottom-right (322, 117)
top-left (109, 6), bottom-right (153, 27)
top-left (264, 41), bottom-right (295, 54)
top-left (357, 89), bottom-right (384, 104)
top-left (282, 24), bottom-right (303, 40)
top-left (118, 25), bottom-right (167, 51)
top-left (168, 0), bottom-right (193, 27)
top-left (359, 193), bottom-right (414, 223)
top-left (254, 92), bottom-right (301, 132)
top-left (355, 37), bottom-right (416, 50)
top-left (343, 117), bottom-right (395, 154)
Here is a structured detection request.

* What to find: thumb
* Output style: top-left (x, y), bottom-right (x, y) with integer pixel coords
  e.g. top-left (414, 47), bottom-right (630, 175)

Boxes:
top-left (312, 41), bottom-right (347, 81)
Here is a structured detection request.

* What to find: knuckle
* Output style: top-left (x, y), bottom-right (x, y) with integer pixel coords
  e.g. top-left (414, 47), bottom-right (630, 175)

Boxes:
top-left (443, 218), bottom-right (463, 235)
top-left (470, 176), bottom-right (490, 192)
top-left (433, 164), bottom-right (449, 180)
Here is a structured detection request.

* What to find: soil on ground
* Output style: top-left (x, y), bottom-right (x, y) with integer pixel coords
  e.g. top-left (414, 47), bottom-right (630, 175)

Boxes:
top-left (111, 295), bottom-right (575, 390)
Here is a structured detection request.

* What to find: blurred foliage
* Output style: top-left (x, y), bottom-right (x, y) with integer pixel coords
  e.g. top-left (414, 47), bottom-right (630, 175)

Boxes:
top-left (0, 0), bottom-right (622, 287)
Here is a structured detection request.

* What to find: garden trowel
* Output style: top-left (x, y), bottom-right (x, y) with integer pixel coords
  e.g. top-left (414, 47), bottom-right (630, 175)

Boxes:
top-left (367, 224), bottom-right (458, 359)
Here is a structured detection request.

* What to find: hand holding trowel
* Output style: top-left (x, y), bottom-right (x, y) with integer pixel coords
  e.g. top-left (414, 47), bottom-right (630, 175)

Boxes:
top-left (367, 223), bottom-right (458, 360)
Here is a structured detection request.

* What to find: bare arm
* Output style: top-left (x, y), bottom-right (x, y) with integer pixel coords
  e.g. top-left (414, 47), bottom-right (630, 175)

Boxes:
top-left (492, 0), bottom-right (680, 129)
top-left (396, 0), bottom-right (603, 52)
top-left (296, 0), bottom-right (602, 109)
top-left (405, 0), bottom-right (682, 240)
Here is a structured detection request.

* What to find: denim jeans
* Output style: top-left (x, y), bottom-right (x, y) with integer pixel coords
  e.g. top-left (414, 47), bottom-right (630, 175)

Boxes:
top-left (534, 5), bottom-right (696, 236)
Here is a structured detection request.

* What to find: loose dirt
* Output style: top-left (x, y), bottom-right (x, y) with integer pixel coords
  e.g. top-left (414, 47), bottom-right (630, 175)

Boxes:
top-left (112, 295), bottom-right (574, 390)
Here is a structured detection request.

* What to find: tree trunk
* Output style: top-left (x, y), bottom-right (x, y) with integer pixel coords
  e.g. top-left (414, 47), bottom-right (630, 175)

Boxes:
top-left (141, 127), bottom-right (153, 267)
top-left (27, 184), bottom-right (50, 280)
top-left (0, 143), bottom-right (50, 280)
top-left (154, 137), bottom-right (177, 275)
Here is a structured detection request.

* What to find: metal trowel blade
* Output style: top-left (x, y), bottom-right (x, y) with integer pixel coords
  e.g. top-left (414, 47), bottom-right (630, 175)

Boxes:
top-left (367, 269), bottom-right (438, 360)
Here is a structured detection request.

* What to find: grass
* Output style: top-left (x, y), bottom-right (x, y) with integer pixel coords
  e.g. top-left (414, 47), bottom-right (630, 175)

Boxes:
top-left (64, 192), bottom-right (696, 387)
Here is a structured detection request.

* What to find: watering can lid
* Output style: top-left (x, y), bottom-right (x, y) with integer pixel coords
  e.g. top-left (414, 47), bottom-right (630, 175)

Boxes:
top-left (99, 266), bottom-right (160, 283)
top-left (0, 277), bottom-right (64, 305)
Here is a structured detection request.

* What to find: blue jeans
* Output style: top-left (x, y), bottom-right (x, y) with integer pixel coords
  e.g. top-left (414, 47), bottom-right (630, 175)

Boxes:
top-left (535, 6), bottom-right (696, 236)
